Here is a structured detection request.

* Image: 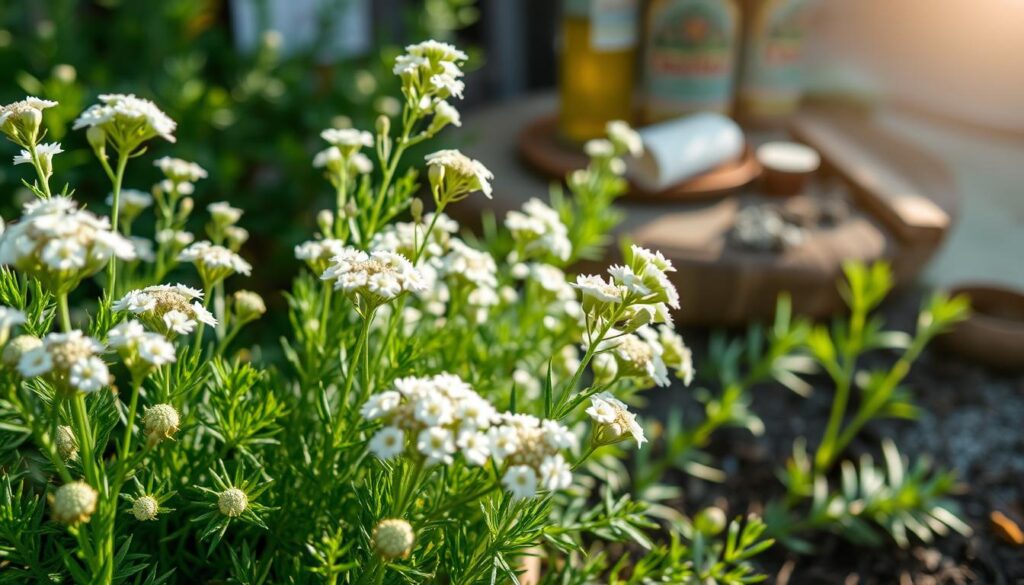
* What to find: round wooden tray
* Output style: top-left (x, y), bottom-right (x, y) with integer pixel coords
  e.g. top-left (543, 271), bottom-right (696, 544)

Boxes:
top-left (517, 114), bottom-right (762, 201)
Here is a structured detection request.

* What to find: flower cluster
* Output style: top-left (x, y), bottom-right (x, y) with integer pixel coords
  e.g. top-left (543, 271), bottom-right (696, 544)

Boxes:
top-left (107, 320), bottom-right (177, 378)
top-left (505, 197), bottom-right (572, 263)
top-left (154, 156), bottom-right (207, 183)
top-left (294, 238), bottom-right (346, 275)
top-left (113, 284), bottom-right (217, 337)
top-left (178, 241), bottom-right (252, 286)
top-left (0, 97), bottom-right (57, 146)
top-left (320, 247), bottom-right (424, 308)
top-left (74, 93), bottom-right (177, 151)
top-left (0, 197), bottom-right (136, 292)
top-left (52, 481), bottom-right (98, 524)
top-left (425, 149), bottom-right (493, 203)
top-left (107, 189), bottom-right (153, 223)
top-left (367, 214), bottom-right (501, 323)
top-left (393, 40), bottom-right (467, 119)
top-left (369, 212), bottom-right (458, 261)
top-left (574, 245), bottom-right (680, 331)
top-left (154, 156), bottom-right (207, 200)
top-left (17, 330), bottom-right (109, 394)
top-left (586, 392), bottom-right (646, 448)
top-left (315, 127), bottom-right (375, 193)
top-left (363, 374), bottom-right (576, 498)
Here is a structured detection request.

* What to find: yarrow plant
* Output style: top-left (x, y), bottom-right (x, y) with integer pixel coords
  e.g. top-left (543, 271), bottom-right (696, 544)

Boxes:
top-left (0, 40), bottom-right (787, 584)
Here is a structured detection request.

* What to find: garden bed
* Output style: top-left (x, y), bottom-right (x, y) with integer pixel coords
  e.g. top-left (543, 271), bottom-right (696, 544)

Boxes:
top-left (654, 287), bottom-right (1024, 583)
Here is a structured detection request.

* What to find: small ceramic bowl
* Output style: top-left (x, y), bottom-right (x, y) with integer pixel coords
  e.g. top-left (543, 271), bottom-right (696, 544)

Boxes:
top-left (756, 141), bottom-right (821, 197)
top-left (936, 284), bottom-right (1024, 371)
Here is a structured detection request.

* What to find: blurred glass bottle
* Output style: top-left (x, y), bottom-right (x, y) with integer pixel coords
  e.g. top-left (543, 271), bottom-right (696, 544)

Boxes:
top-left (642, 0), bottom-right (741, 123)
top-left (736, 0), bottom-right (812, 125)
top-left (559, 0), bottom-right (640, 142)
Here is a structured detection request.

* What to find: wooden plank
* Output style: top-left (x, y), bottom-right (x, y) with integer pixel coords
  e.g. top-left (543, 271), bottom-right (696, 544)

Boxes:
top-left (790, 109), bottom-right (951, 243)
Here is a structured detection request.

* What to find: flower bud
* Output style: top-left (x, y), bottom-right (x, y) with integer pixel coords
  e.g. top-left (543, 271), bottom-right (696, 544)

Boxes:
top-left (694, 507), bottom-right (727, 536)
top-left (232, 290), bottom-right (266, 323)
top-left (22, 108), bottom-right (42, 143)
top-left (55, 424), bottom-right (78, 461)
top-left (143, 403), bottom-right (180, 445)
top-left (218, 487), bottom-right (248, 517)
top-left (52, 481), bottom-right (98, 524)
top-left (317, 209), bottom-right (334, 236)
top-left (372, 518), bottom-right (415, 561)
top-left (375, 114), bottom-right (390, 138)
top-left (177, 197), bottom-right (194, 219)
top-left (132, 495), bottom-right (159, 521)
top-left (86, 126), bottom-right (107, 154)
top-left (3, 334), bottom-right (41, 368)
top-left (410, 198), bottom-right (424, 223)
top-left (225, 226), bottom-right (249, 250)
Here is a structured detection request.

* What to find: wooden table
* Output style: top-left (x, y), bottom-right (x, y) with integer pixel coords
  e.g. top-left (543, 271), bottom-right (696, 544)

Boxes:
top-left (449, 94), bottom-right (958, 326)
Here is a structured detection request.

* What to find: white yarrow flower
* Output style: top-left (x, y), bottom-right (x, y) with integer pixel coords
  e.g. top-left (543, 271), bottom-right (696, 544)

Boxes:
top-left (502, 465), bottom-right (538, 499)
top-left (369, 426), bottom-right (405, 460)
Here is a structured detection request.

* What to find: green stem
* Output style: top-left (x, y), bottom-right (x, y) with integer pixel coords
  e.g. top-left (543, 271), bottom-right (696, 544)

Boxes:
top-left (572, 444), bottom-right (598, 472)
top-left (333, 310), bottom-right (373, 443)
top-left (119, 379), bottom-right (142, 462)
top-left (412, 205), bottom-right (444, 264)
top-left (334, 169), bottom-right (349, 240)
top-left (815, 370), bottom-right (851, 471)
top-left (27, 142), bottom-right (52, 198)
top-left (106, 151), bottom-right (130, 297)
top-left (319, 282), bottom-right (333, 349)
top-left (368, 110), bottom-right (423, 235)
top-left (57, 293), bottom-right (72, 332)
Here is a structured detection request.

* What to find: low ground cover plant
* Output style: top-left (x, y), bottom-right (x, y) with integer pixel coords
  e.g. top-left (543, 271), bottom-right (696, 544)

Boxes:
top-left (0, 40), bottom-right (971, 584)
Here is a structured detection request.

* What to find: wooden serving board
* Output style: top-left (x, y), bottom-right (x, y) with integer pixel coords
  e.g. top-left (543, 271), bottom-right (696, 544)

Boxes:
top-left (517, 114), bottom-right (762, 201)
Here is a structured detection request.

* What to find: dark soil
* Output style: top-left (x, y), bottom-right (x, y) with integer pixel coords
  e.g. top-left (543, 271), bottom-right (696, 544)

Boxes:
top-left (649, 287), bottom-right (1024, 584)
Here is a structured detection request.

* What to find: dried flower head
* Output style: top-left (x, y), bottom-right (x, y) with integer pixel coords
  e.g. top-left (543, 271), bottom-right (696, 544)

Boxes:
top-left (131, 495), bottom-right (160, 521)
top-left (143, 403), bottom-right (180, 445)
top-left (51, 481), bottom-right (98, 524)
top-left (218, 487), bottom-right (248, 517)
top-left (372, 518), bottom-right (415, 561)
top-left (55, 424), bottom-right (78, 461)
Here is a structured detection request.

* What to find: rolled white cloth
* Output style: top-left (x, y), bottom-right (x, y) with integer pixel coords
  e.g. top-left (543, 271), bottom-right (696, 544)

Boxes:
top-left (629, 112), bottom-right (745, 191)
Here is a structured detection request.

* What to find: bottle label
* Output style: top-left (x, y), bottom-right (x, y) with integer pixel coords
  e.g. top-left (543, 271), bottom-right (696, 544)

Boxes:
top-left (741, 0), bottom-right (809, 108)
top-left (591, 0), bottom-right (639, 51)
top-left (645, 0), bottom-right (738, 113)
